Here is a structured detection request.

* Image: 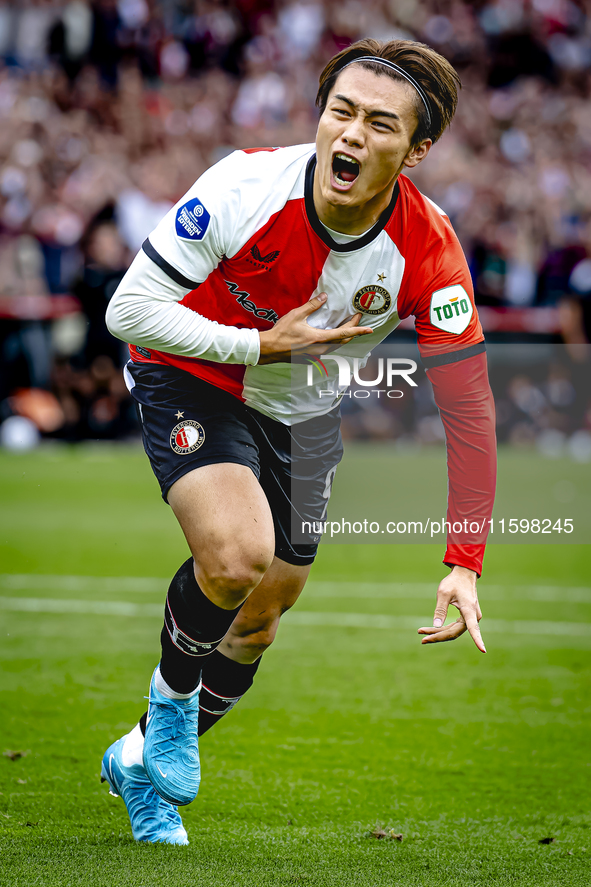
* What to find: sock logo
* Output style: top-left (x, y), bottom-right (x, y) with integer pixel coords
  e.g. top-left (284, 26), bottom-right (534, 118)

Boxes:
top-left (199, 684), bottom-right (243, 716)
top-left (170, 420), bottom-right (205, 455)
top-left (165, 599), bottom-right (225, 656)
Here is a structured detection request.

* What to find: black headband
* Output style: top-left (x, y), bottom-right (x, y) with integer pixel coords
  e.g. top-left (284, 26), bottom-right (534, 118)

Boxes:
top-left (339, 55), bottom-right (432, 129)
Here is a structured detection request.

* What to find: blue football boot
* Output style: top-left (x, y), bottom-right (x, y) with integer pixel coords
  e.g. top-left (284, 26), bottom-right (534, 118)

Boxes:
top-left (143, 669), bottom-right (201, 806)
top-left (100, 735), bottom-right (189, 844)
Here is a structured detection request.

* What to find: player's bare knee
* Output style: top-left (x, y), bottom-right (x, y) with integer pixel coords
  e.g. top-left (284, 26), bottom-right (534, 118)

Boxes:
top-left (196, 552), bottom-right (273, 608)
top-left (230, 619), bottom-right (280, 659)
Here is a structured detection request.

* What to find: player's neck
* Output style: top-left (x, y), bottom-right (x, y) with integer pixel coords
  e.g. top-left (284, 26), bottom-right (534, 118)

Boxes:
top-left (312, 172), bottom-right (398, 236)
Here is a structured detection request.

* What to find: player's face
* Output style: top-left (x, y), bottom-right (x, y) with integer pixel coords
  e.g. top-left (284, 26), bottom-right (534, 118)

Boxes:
top-left (315, 65), bottom-right (431, 220)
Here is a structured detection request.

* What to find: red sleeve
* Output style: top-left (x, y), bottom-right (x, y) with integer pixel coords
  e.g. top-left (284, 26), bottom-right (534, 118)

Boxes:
top-left (392, 185), bottom-right (495, 574)
top-left (426, 352), bottom-right (497, 577)
top-left (396, 191), bottom-right (483, 359)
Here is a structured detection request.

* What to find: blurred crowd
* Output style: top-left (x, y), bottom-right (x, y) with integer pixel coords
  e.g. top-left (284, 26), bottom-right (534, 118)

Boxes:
top-left (340, 343), bottom-right (591, 464)
top-left (0, 0), bottom-right (590, 448)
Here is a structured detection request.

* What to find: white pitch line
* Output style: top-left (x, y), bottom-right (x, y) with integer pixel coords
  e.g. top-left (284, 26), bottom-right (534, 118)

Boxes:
top-left (309, 582), bottom-right (591, 604)
top-left (0, 574), bottom-right (164, 593)
top-left (1, 575), bottom-right (591, 603)
top-left (0, 596), bottom-right (589, 637)
top-left (0, 597), bottom-right (162, 617)
top-left (287, 611), bottom-right (591, 636)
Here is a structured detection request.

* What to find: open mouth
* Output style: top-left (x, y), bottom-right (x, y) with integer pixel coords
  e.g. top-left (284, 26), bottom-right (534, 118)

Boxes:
top-left (332, 152), bottom-right (360, 186)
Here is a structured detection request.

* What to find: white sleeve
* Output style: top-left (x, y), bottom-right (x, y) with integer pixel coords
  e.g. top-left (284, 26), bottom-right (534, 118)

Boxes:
top-left (106, 248), bottom-right (261, 365)
top-left (107, 146), bottom-right (312, 365)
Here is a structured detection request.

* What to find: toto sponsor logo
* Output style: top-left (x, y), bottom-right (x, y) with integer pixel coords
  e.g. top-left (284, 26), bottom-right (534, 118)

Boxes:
top-left (170, 420), bottom-right (205, 455)
top-left (429, 284), bottom-right (473, 334)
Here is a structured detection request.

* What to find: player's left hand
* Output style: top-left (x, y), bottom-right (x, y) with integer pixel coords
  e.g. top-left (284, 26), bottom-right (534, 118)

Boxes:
top-left (417, 565), bottom-right (486, 653)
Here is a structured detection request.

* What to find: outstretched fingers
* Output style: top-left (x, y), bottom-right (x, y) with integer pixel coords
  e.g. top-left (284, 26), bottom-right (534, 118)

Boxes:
top-left (316, 314), bottom-right (373, 342)
top-left (417, 567), bottom-right (486, 652)
top-left (418, 619), bottom-right (466, 644)
top-left (299, 297), bottom-right (373, 341)
top-left (299, 292), bottom-right (328, 316)
top-left (418, 605), bottom-right (486, 652)
top-left (432, 599), bottom-right (449, 629)
top-left (461, 609), bottom-right (486, 653)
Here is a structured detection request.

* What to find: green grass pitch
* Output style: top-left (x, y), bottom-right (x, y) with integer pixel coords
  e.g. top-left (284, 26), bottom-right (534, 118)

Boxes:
top-left (0, 445), bottom-right (590, 886)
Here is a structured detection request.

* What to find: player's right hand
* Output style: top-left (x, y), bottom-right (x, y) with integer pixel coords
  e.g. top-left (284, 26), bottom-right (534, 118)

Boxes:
top-left (417, 565), bottom-right (486, 653)
top-left (257, 292), bottom-right (373, 364)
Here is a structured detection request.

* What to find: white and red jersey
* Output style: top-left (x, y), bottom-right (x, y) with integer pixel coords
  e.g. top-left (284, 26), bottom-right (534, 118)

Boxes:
top-left (108, 144), bottom-right (495, 575)
top-left (113, 144), bottom-right (484, 422)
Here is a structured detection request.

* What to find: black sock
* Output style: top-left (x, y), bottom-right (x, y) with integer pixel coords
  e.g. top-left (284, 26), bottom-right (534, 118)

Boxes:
top-left (138, 651), bottom-right (261, 737)
top-left (198, 649), bottom-right (261, 735)
top-left (159, 557), bottom-right (243, 694)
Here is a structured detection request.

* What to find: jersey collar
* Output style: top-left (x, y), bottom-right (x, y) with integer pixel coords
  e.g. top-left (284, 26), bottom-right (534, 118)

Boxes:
top-left (304, 155), bottom-right (399, 253)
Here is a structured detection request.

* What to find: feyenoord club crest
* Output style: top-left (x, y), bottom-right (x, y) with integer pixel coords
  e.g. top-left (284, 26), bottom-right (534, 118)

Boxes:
top-left (352, 285), bottom-right (391, 316)
top-left (170, 420), bottom-right (205, 455)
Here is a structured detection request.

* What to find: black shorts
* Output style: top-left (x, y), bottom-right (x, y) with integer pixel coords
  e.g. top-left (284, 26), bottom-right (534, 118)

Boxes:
top-left (126, 362), bottom-right (343, 566)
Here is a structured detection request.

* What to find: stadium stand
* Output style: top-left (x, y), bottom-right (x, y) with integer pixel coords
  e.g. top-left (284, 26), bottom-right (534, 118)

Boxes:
top-left (0, 0), bottom-right (589, 444)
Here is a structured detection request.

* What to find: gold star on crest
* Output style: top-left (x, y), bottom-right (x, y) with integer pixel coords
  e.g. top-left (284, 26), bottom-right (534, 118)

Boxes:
top-left (377, 273), bottom-right (386, 283)
top-left (175, 411), bottom-right (184, 419)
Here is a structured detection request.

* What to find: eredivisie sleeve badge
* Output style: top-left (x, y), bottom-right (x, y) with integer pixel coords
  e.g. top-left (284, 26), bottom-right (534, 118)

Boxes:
top-left (170, 420), bottom-right (206, 454)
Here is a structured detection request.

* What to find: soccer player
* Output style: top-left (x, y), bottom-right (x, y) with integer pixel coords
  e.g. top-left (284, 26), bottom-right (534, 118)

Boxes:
top-left (102, 38), bottom-right (496, 844)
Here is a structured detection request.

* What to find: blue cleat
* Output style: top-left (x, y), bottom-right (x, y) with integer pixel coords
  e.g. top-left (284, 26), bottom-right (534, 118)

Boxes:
top-left (101, 735), bottom-right (189, 845)
top-left (143, 669), bottom-right (201, 807)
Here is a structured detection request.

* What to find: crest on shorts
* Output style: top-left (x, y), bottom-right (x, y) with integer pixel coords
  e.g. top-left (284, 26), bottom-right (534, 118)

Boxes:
top-left (352, 285), bottom-right (391, 316)
top-left (170, 420), bottom-right (205, 455)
